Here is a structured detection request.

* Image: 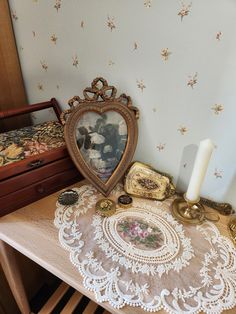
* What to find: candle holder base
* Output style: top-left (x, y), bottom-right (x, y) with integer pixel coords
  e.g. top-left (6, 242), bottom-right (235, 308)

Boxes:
top-left (171, 194), bottom-right (205, 225)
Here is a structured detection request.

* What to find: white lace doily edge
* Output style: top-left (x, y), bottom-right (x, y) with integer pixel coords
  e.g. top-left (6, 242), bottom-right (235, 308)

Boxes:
top-left (64, 246), bottom-right (236, 314)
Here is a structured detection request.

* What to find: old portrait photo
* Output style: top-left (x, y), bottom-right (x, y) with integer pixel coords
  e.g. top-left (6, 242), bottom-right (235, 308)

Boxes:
top-left (76, 111), bottom-right (127, 181)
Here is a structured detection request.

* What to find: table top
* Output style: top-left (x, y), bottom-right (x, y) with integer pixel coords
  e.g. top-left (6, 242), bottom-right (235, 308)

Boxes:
top-left (0, 180), bottom-right (234, 314)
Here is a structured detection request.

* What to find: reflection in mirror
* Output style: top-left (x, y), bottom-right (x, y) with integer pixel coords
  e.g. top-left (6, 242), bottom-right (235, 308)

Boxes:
top-left (76, 111), bottom-right (128, 182)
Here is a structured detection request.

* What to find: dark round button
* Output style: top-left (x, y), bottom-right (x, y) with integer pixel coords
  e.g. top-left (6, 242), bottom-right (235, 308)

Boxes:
top-left (58, 189), bottom-right (79, 206)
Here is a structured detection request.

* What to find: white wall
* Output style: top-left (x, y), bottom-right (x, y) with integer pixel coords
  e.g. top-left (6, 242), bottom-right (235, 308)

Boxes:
top-left (9, 0), bottom-right (236, 206)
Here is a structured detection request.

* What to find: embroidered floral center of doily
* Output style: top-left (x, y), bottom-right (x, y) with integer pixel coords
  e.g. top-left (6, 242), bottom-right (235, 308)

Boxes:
top-left (101, 208), bottom-right (181, 264)
top-left (117, 217), bottom-right (164, 250)
top-left (93, 206), bottom-right (194, 272)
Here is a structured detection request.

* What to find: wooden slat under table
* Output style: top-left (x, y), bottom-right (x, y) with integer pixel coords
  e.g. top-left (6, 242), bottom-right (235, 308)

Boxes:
top-left (0, 180), bottom-right (234, 314)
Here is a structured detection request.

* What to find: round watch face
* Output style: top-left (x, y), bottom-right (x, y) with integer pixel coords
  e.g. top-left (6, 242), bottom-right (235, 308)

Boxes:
top-left (58, 189), bottom-right (79, 206)
top-left (96, 199), bottom-right (116, 217)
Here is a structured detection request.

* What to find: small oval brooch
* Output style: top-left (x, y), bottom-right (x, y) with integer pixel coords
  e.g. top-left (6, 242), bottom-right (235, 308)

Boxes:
top-left (58, 189), bottom-right (79, 206)
top-left (95, 199), bottom-right (116, 217)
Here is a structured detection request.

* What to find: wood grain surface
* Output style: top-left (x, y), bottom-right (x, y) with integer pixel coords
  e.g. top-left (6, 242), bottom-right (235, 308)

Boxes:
top-left (0, 180), bottom-right (235, 314)
top-left (0, 0), bottom-right (30, 131)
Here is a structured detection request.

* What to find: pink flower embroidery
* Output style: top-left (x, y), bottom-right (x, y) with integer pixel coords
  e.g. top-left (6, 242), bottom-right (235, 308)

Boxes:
top-left (117, 219), bottom-right (163, 249)
top-left (24, 140), bottom-right (49, 157)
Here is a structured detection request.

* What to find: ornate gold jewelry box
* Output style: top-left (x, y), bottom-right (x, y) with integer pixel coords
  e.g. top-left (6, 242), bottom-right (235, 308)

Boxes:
top-left (124, 162), bottom-right (175, 200)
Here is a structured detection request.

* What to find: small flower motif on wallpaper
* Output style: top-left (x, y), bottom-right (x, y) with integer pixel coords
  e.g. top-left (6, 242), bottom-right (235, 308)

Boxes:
top-left (37, 83), bottom-right (43, 91)
top-left (56, 85), bottom-right (60, 89)
top-left (133, 42), bottom-right (138, 51)
top-left (214, 168), bottom-right (223, 179)
top-left (12, 10), bottom-right (18, 21)
top-left (152, 108), bottom-right (157, 113)
top-left (187, 72), bottom-right (198, 89)
top-left (178, 2), bottom-right (192, 21)
top-left (72, 55), bottom-right (79, 68)
top-left (137, 80), bottom-right (146, 92)
top-left (54, 0), bottom-right (61, 12)
top-left (81, 21), bottom-right (84, 29)
top-left (51, 34), bottom-right (58, 44)
top-left (108, 60), bottom-right (115, 66)
top-left (40, 61), bottom-right (48, 72)
top-left (32, 31), bottom-right (36, 37)
top-left (178, 126), bottom-right (188, 135)
top-left (212, 104), bottom-right (224, 115)
top-left (157, 143), bottom-right (166, 152)
top-left (216, 31), bottom-right (222, 41)
top-left (107, 16), bottom-right (116, 31)
top-left (144, 0), bottom-right (152, 8)
top-left (183, 163), bottom-right (187, 168)
top-left (161, 48), bottom-right (171, 61)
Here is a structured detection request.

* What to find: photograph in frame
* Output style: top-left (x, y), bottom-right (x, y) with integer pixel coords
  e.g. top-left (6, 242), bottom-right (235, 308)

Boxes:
top-left (76, 111), bottom-right (128, 181)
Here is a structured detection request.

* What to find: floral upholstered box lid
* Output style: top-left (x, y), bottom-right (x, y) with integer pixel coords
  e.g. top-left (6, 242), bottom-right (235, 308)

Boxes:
top-left (0, 121), bottom-right (65, 167)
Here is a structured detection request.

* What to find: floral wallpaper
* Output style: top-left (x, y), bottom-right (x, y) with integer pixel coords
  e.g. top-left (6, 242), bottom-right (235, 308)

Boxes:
top-left (9, 0), bottom-right (236, 206)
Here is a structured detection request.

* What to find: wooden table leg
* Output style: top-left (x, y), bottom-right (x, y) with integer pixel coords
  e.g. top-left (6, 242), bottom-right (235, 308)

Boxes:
top-left (0, 240), bottom-right (31, 314)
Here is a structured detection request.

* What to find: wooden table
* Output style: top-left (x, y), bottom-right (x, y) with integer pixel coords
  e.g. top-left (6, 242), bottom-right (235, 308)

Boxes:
top-left (0, 180), bottom-right (234, 314)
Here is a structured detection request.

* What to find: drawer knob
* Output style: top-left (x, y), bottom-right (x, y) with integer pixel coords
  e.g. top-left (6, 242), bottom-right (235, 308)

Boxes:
top-left (36, 184), bottom-right (45, 194)
top-left (27, 159), bottom-right (44, 168)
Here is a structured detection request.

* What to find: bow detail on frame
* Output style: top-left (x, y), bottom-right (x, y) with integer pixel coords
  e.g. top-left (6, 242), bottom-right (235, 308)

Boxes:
top-left (61, 77), bottom-right (139, 125)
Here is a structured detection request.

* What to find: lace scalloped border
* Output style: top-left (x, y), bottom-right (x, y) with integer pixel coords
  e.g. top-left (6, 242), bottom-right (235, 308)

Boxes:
top-left (54, 184), bottom-right (236, 314)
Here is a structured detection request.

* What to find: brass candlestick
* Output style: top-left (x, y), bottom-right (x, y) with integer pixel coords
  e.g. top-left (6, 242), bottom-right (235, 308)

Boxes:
top-left (171, 194), bottom-right (204, 224)
top-left (171, 194), bottom-right (219, 225)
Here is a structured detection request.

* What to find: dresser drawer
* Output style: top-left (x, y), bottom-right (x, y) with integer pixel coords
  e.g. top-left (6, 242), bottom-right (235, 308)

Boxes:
top-left (0, 157), bottom-right (76, 197)
top-left (0, 146), bottom-right (68, 181)
top-left (0, 168), bottom-right (82, 217)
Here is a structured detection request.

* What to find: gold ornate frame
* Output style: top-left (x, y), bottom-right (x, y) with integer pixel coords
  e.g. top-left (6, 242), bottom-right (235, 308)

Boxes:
top-left (61, 77), bottom-right (139, 196)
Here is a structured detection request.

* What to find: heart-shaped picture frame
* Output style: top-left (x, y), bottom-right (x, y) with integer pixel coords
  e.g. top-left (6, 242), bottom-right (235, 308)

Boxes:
top-left (62, 77), bottom-right (139, 196)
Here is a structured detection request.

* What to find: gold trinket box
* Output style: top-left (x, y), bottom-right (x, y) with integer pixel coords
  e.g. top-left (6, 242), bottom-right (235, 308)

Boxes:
top-left (124, 162), bottom-right (175, 200)
top-left (118, 194), bottom-right (133, 209)
top-left (95, 199), bottom-right (116, 217)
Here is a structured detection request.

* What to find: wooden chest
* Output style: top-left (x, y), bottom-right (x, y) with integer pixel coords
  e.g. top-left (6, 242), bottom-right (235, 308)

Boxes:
top-left (0, 98), bottom-right (83, 216)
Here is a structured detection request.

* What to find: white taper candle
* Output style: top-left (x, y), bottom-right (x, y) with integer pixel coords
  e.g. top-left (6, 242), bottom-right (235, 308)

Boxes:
top-left (186, 139), bottom-right (214, 202)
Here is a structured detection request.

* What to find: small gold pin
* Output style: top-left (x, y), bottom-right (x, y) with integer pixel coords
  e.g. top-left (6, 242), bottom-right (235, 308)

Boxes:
top-left (95, 199), bottom-right (116, 217)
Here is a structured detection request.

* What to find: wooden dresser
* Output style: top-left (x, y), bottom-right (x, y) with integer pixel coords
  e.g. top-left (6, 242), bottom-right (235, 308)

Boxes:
top-left (0, 99), bottom-right (83, 216)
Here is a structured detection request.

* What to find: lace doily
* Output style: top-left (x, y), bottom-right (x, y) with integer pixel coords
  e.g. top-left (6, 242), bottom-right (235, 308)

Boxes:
top-left (54, 184), bottom-right (236, 314)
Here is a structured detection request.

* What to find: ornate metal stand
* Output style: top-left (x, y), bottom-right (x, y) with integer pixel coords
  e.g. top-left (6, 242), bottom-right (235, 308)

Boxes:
top-left (171, 194), bottom-right (219, 225)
